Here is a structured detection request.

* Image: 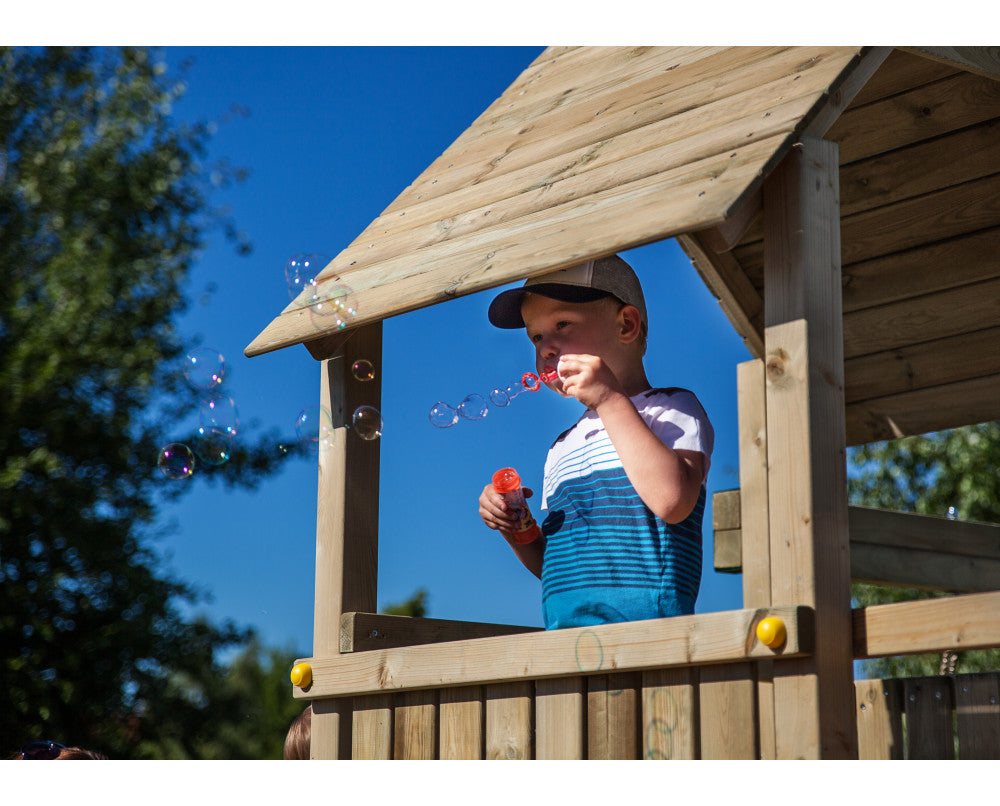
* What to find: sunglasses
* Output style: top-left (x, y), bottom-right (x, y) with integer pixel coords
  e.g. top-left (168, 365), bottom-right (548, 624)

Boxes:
top-left (20, 740), bottom-right (66, 760)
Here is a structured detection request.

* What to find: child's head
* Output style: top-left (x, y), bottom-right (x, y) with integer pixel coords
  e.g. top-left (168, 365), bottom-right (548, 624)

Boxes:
top-left (488, 255), bottom-right (648, 379)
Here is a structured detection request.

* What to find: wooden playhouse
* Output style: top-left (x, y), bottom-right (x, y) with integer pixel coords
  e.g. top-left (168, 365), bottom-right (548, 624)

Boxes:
top-left (246, 46), bottom-right (1000, 759)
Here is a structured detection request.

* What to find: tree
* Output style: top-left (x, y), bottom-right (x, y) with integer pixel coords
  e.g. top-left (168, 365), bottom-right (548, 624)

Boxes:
top-left (0, 46), bottom-right (303, 758)
top-left (848, 423), bottom-right (1000, 678)
top-left (134, 638), bottom-right (306, 760)
top-left (380, 587), bottom-right (429, 618)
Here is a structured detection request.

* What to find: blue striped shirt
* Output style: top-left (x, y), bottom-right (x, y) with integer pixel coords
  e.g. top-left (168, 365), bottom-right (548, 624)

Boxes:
top-left (540, 388), bottom-right (713, 629)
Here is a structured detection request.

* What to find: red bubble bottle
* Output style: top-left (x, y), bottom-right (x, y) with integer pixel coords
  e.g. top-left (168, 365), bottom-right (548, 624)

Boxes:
top-left (491, 467), bottom-right (541, 544)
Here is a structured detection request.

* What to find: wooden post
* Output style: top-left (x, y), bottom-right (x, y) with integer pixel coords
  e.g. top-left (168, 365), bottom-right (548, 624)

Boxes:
top-left (762, 137), bottom-right (857, 758)
top-left (311, 322), bottom-right (383, 759)
top-left (736, 358), bottom-right (775, 758)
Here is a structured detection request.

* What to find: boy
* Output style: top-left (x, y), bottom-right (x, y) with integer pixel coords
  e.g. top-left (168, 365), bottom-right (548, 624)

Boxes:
top-left (478, 254), bottom-right (714, 629)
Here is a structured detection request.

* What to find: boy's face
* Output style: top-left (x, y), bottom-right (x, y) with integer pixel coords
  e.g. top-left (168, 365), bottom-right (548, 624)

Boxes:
top-left (520, 293), bottom-right (626, 394)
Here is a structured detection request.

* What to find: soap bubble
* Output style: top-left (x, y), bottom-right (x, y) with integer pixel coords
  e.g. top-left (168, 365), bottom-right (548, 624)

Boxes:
top-left (285, 253), bottom-right (329, 299)
top-left (199, 394), bottom-right (239, 437)
top-left (506, 379), bottom-right (524, 400)
top-left (192, 425), bottom-right (233, 466)
top-left (521, 372), bottom-right (541, 392)
top-left (351, 359), bottom-right (375, 382)
top-left (352, 405), bottom-right (383, 440)
top-left (158, 443), bottom-right (195, 480)
top-left (489, 387), bottom-right (510, 407)
top-left (428, 401), bottom-right (459, 428)
top-left (184, 347), bottom-right (226, 390)
top-left (296, 405), bottom-right (335, 452)
top-left (457, 393), bottom-right (488, 421)
top-left (306, 276), bottom-right (358, 331)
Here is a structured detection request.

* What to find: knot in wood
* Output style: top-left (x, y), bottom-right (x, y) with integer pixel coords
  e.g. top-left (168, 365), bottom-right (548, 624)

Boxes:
top-left (765, 355), bottom-right (786, 380)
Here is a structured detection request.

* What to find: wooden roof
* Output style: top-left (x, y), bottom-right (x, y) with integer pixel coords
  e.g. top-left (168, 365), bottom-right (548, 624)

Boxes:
top-left (246, 46), bottom-right (1000, 446)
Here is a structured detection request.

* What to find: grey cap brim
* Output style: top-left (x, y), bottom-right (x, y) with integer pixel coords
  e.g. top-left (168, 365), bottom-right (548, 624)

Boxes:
top-left (487, 283), bottom-right (612, 329)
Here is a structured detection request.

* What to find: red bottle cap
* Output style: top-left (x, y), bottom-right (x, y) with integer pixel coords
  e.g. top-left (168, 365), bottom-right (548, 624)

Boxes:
top-left (492, 467), bottom-right (521, 494)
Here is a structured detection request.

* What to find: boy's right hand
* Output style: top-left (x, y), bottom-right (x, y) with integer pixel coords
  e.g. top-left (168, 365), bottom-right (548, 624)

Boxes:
top-left (478, 483), bottom-right (533, 536)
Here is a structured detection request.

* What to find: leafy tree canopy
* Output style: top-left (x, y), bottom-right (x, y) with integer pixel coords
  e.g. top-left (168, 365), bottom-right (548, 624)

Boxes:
top-left (848, 423), bottom-right (1000, 678)
top-left (0, 46), bottom-right (304, 759)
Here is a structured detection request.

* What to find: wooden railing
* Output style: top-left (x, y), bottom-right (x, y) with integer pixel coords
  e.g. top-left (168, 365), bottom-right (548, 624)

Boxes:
top-left (856, 672), bottom-right (1000, 759)
top-left (296, 605), bottom-right (811, 759)
top-left (296, 591), bottom-right (1000, 759)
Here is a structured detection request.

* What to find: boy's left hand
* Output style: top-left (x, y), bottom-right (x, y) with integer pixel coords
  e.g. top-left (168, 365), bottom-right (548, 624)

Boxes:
top-left (556, 354), bottom-right (625, 409)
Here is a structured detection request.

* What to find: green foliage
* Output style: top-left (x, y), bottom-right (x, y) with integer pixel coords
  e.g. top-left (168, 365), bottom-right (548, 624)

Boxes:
top-left (133, 638), bottom-right (305, 760)
top-left (381, 587), bottom-right (429, 618)
top-left (0, 46), bottom-right (304, 759)
top-left (848, 424), bottom-right (1000, 679)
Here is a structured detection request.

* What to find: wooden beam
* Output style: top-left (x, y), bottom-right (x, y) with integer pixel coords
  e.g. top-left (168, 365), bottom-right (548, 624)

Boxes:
top-left (677, 231), bottom-right (765, 357)
top-left (800, 46), bottom-right (893, 138)
top-left (340, 612), bottom-right (541, 653)
top-left (899, 46), bottom-right (1000, 83)
top-left (291, 605), bottom-right (812, 700)
top-left (693, 188), bottom-right (761, 253)
top-left (535, 677), bottom-right (585, 759)
top-left (713, 490), bottom-right (1000, 593)
top-left (641, 668), bottom-right (699, 759)
top-left (736, 358), bottom-right (775, 759)
top-left (762, 137), bottom-right (856, 758)
top-left (845, 373), bottom-right (1000, 445)
top-left (310, 322), bottom-right (382, 759)
top-left (852, 590), bottom-right (1000, 658)
top-left (844, 326), bottom-right (1000, 406)
top-left (439, 686), bottom-right (484, 759)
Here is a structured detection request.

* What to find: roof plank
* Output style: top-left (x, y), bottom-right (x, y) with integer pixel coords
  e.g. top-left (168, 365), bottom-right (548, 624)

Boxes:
top-left (248, 46), bottom-right (865, 357)
top-left (248, 134), bottom-right (791, 357)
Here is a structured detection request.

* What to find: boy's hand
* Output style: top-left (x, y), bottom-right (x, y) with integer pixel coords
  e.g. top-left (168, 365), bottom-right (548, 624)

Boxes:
top-left (556, 354), bottom-right (626, 409)
top-left (478, 483), bottom-right (533, 536)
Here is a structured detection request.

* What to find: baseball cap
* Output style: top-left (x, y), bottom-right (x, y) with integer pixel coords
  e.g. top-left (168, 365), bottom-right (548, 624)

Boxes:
top-left (487, 254), bottom-right (647, 330)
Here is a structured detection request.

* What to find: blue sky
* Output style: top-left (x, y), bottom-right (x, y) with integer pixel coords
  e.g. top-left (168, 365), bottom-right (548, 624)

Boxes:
top-left (153, 45), bottom-right (753, 657)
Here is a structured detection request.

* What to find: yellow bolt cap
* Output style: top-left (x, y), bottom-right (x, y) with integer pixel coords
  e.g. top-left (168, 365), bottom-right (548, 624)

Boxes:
top-left (290, 662), bottom-right (312, 688)
top-left (756, 617), bottom-right (787, 648)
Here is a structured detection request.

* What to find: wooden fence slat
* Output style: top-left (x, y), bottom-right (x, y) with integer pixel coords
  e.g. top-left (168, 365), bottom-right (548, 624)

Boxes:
top-left (310, 698), bottom-right (352, 760)
top-left (394, 690), bottom-right (437, 760)
top-left (587, 673), bottom-right (641, 760)
top-left (955, 673), bottom-right (1000, 760)
top-left (352, 694), bottom-right (393, 760)
top-left (535, 677), bottom-right (586, 760)
top-left (438, 686), bottom-right (484, 760)
top-left (641, 668), bottom-right (699, 760)
top-left (698, 663), bottom-right (758, 759)
top-left (904, 677), bottom-right (956, 759)
top-left (855, 678), bottom-right (904, 759)
top-left (485, 682), bottom-right (533, 760)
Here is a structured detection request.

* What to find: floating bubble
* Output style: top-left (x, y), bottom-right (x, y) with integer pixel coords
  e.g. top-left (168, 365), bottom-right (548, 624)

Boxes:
top-left (295, 405), bottom-right (335, 452)
top-left (428, 401), bottom-right (459, 428)
top-left (489, 387), bottom-right (510, 407)
top-left (183, 347), bottom-right (226, 390)
top-left (192, 425), bottom-right (233, 466)
top-left (158, 443), bottom-right (195, 480)
top-left (521, 372), bottom-right (541, 392)
top-left (306, 276), bottom-right (358, 331)
top-left (284, 253), bottom-right (329, 299)
top-left (199, 394), bottom-right (239, 437)
top-left (351, 359), bottom-right (375, 382)
top-left (352, 405), bottom-right (383, 441)
top-left (457, 393), bottom-right (488, 421)
top-left (506, 379), bottom-right (524, 400)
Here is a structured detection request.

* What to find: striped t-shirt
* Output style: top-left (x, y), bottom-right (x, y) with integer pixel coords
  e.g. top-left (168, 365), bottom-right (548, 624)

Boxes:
top-left (539, 388), bottom-right (714, 629)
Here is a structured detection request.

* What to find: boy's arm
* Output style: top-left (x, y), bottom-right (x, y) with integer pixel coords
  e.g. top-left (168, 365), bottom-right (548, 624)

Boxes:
top-left (478, 484), bottom-right (546, 578)
top-left (595, 394), bottom-right (706, 523)
top-left (557, 354), bottom-right (706, 523)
